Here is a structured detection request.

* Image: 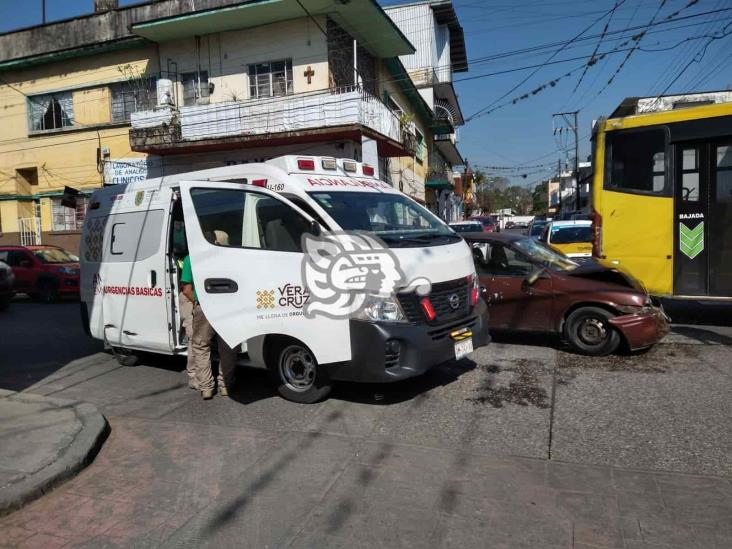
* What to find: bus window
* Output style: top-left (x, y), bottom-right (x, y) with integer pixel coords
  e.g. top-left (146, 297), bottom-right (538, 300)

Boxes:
top-left (606, 128), bottom-right (668, 196)
top-left (681, 147), bottom-right (700, 202)
top-left (717, 145), bottom-right (732, 202)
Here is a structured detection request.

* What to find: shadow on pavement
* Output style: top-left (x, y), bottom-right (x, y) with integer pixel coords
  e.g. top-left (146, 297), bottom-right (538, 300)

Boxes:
top-left (669, 325), bottom-right (732, 345)
top-left (0, 297), bottom-right (104, 392)
top-left (226, 359), bottom-right (477, 407)
top-left (661, 298), bottom-right (732, 326)
top-left (330, 358), bottom-right (477, 405)
top-left (489, 330), bottom-right (566, 350)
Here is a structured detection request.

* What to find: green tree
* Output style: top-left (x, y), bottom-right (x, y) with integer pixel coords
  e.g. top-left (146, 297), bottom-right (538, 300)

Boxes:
top-left (532, 181), bottom-right (548, 215)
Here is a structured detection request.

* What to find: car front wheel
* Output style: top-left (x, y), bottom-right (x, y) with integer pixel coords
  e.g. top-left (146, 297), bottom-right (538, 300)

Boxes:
top-left (564, 306), bottom-right (621, 356)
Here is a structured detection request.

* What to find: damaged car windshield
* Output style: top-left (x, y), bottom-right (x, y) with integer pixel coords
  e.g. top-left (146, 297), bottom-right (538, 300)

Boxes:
top-left (513, 237), bottom-right (579, 271)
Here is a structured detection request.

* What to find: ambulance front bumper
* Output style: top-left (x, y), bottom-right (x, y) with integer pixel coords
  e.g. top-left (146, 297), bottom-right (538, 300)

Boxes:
top-left (327, 300), bottom-right (490, 383)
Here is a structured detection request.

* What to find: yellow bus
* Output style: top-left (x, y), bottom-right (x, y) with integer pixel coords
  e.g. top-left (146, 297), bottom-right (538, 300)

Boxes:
top-left (591, 92), bottom-right (732, 299)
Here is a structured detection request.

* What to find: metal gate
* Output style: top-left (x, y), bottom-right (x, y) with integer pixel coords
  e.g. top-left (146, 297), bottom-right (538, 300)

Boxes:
top-left (18, 217), bottom-right (42, 245)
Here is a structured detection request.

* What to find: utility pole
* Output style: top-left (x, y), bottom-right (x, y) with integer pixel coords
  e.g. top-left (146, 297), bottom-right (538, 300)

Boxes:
top-left (552, 111), bottom-right (580, 212)
top-left (42, 0), bottom-right (46, 24)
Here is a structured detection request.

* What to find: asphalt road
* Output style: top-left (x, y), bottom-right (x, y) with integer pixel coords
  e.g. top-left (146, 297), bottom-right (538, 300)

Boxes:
top-left (0, 298), bottom-right (730, 547)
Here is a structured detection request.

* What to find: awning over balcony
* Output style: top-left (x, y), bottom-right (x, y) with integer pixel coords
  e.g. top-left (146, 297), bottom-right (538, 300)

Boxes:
top-left (131, 0), bottom-right (415, 59)
top-left (434, 136), bottom-right (463, 166)
top-left (425, 179), bottom-right (453, 190)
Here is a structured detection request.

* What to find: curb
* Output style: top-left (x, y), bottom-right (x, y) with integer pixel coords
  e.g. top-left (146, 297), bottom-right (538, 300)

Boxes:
top-left (0, 391), bottom-right (110, 517)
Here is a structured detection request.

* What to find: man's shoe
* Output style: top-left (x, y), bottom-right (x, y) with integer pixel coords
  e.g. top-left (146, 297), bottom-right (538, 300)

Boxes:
top-left (219, 386), bottom-right (228, 397)
top-left (201, 388), bottom-right (214, 400)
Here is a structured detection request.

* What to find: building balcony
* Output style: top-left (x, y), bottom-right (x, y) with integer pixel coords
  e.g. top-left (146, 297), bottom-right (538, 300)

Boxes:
top-left (129, 87), bottom-right (408, 156)
top-left (433, 131), bottom-right (462, 166)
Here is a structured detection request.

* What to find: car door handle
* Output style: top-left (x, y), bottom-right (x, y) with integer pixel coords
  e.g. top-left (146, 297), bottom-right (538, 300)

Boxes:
top-left (204, 278), bottom-right (238, 294)
top-left (150, 270), bottom-right (157, 288)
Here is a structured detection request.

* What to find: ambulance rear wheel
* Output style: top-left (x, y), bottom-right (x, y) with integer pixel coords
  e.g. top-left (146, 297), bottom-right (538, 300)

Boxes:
top-left (112, 347), bottom-right (140, 366)
top-left (269, 339), bottom-right (331, 403)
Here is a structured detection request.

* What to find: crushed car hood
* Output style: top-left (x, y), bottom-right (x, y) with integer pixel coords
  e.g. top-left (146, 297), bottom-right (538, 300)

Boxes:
top-left (566, 261), bottom-right (646, 292)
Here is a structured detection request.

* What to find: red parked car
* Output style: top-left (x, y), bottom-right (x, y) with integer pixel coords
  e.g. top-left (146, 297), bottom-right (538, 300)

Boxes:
top-left (469, 216), bottom-right (500, 233)
top-left (465, 233), bottom-right (668, 356)
top-left (0, 245), bottom-right (80, 302)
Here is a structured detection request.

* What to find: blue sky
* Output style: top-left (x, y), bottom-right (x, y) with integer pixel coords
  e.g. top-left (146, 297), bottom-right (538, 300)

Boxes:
top-left (2, 0), bottom-right (731, 187)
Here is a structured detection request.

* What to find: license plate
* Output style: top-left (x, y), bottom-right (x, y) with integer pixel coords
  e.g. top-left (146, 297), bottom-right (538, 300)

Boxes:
top-left (454, 338), bottom-right (473, 360)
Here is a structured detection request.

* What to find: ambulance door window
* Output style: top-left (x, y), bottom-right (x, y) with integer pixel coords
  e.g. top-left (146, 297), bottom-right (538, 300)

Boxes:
top-left (281, 194), bottom-right (328, 228)
top-left (189, 188), bottom-right (310, 253)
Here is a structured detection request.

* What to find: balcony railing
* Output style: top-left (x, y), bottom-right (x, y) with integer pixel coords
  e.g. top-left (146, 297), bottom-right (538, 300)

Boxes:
top-left (130, 87), bottom-right (402, 149)
top-left (406, 66), bottom-right (452, 88)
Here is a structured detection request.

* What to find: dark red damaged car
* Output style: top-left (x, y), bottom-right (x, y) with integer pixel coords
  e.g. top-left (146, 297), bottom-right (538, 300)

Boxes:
top-left (464, 233), bottom-right (668, 356)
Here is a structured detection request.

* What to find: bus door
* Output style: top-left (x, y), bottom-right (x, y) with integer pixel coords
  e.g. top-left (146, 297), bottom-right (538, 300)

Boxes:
top-left (674, 141), bottom-right (732, 297)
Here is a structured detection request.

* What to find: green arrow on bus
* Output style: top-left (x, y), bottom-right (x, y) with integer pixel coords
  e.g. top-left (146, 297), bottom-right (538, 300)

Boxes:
top-left (679, 221), bottom-right (704, 259)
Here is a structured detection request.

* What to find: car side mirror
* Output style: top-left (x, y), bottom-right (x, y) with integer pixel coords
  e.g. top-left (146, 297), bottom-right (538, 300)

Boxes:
top-left (309, 220), bottom-right (322, 237)
top-left (524, 267), bottom-right (544, 286)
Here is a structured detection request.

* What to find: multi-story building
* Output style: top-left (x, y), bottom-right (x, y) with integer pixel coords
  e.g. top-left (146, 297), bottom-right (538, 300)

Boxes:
top-left (0, 0), bottom-right (446, 251)
top-left (384, 0), bottom-right (467, 218)
top-left (547, 176), bottom-right (561, 216)
top-left (558, 162), bottom-right (592, 214)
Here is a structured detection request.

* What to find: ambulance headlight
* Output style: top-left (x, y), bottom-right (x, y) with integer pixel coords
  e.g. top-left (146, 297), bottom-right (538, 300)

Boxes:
top-left (353, 294), bottom-right (406, 322)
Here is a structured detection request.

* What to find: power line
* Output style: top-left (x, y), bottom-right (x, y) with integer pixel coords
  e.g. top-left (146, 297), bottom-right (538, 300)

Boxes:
top-left (595, 0), bottom-right (702, 98)
top-left (466, 0), bottom-right (630, 121)
top-left (651, 19), bottom-right (732, 100)
top-left (572, 0), bottom-right (623, 93)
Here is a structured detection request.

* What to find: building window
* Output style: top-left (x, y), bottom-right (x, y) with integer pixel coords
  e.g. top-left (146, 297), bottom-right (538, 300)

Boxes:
top-left (386, 95), bottom-right (404, 117)
top-left (248, 60), bottom-right (293, 99)
top-left (51, 196), bottom-right (89, 231)
top-left (28, 93), bottom-right (74, 131)
top-left (415, 128), bottom-right (426, 165)
top-left (111, 79), bottom-right (157, 122)
top-left (605, 128), bottom-right (669, 196)
top-left (181, 71), bottom-right (210, 106)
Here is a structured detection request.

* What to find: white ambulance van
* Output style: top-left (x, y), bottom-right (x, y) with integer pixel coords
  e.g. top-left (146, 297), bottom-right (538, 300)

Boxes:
top-left (80, 156), bottom-right (489, 402)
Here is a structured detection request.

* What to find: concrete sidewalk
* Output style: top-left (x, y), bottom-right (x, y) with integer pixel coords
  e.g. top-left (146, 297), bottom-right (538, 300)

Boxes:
top-left (0, 415), bottom-right (729, 548)
top-left (0, 390), bottom-right (108, 517)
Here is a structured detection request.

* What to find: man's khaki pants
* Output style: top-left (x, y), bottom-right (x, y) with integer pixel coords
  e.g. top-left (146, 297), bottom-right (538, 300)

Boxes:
top-left (180, 293), bottom-right (195, 384)
top-left (190, 303), bottom-right (237, 391)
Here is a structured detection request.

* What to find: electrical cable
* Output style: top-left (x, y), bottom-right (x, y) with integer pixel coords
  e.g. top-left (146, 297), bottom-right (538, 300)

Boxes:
top-left (465, 0), bottom-right (631, 121)
top-left (572, 0), bottom-right (623, 93)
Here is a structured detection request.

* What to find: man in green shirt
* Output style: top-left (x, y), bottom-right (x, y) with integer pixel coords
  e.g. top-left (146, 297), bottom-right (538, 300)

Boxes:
top-left (181, 255), bottom-right (237, 400)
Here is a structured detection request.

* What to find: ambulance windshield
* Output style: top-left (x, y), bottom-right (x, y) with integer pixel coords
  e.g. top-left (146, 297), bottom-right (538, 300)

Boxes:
top-left (308, 191), bottom-right (459, 247)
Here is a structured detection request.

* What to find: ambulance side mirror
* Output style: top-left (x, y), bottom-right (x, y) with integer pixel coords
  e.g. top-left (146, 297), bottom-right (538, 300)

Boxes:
top-left (309, 220), bottom-right (322, 237)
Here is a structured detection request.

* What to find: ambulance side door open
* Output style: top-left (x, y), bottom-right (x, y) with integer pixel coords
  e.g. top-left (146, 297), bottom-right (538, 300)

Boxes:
top-left (178, 181), bottom-right (350, 364)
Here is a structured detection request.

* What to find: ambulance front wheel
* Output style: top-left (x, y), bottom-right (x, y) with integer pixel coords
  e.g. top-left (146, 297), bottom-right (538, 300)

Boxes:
top-left (268, 338), bottom-right (331, 404)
